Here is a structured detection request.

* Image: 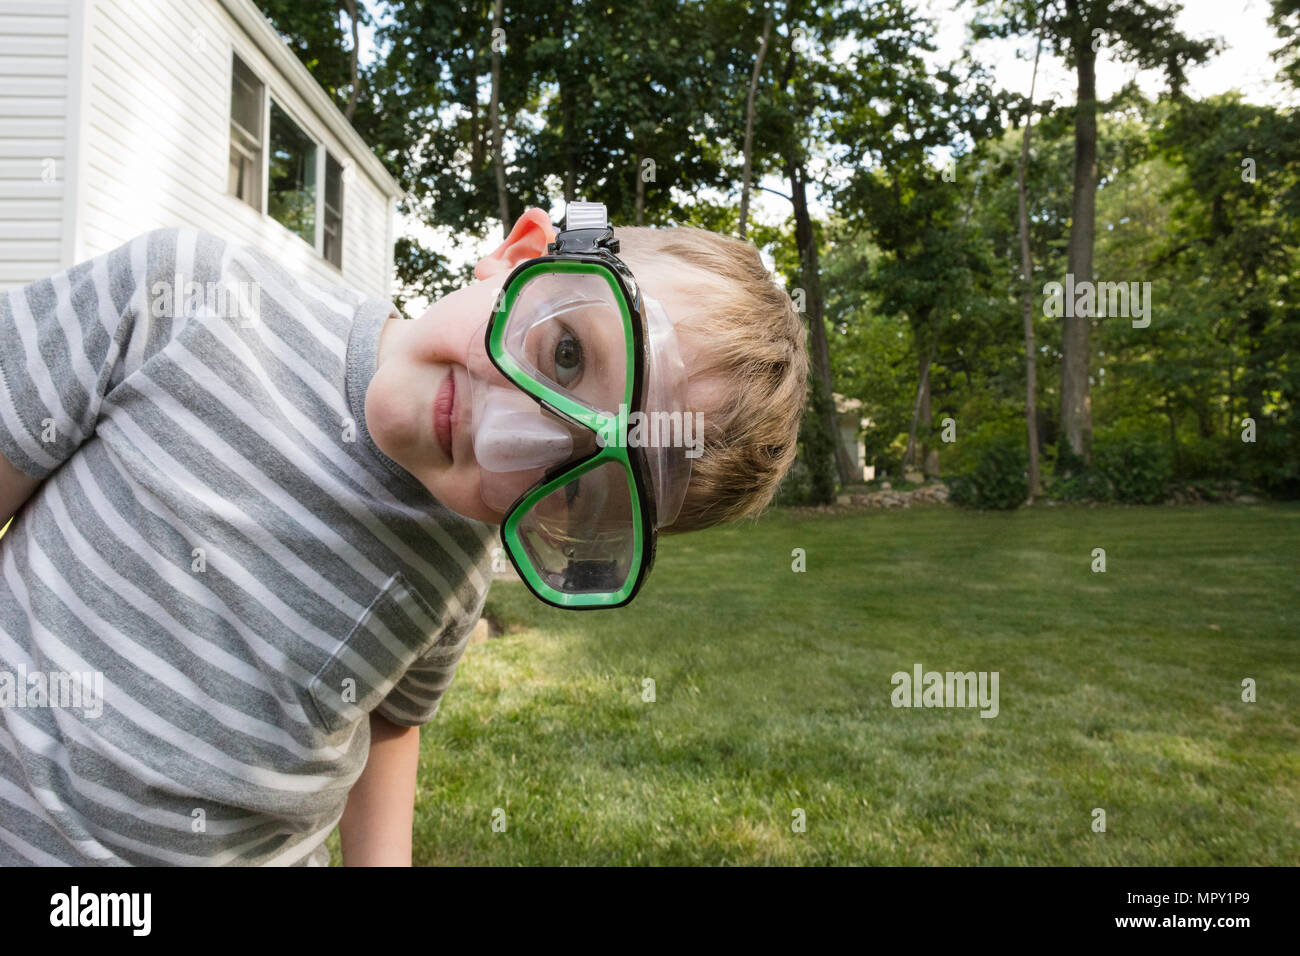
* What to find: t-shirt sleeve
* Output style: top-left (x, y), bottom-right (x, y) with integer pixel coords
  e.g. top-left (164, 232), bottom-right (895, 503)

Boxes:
top-left (0, 228), bottom-right (225, 479)
top-left (374, 589), bottom-right (489, 728)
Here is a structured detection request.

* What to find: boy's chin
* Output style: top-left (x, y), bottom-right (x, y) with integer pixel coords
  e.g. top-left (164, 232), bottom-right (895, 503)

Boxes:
top-left (440, 502), bottom-right (503, 527)
top-left (420, 475), bottom-right (502, 526)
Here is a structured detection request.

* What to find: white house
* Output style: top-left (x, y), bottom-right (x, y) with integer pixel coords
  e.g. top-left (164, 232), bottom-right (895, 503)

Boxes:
top-left (0, 0), bottom-right (402, 297)
top-left (834, 393), bottom-right (872, 482)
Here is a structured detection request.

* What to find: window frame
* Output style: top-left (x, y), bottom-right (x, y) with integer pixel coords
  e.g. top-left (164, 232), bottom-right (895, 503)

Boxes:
top-left (228, 54), bottom-right (264, 210)
top-left (226, 52), bottom-right (346, 272)
top-left (322, 153), bottom-right (345, 269)
top-left (267, 97), bottom-right (319, 248)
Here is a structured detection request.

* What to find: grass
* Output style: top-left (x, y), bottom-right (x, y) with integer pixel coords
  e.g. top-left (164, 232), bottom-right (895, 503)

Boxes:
top-left (325, 502), bottom-right (1299, 865)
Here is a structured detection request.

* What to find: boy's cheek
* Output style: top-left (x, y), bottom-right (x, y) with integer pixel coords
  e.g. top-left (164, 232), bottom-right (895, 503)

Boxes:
top-left (365, 376), bottom-right (421, 460)
top-left (422, 467), bottom-right (504, 527)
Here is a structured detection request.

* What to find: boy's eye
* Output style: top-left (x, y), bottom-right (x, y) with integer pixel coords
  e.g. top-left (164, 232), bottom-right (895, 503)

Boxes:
top-left (553, 329), bottom-right (583, 387)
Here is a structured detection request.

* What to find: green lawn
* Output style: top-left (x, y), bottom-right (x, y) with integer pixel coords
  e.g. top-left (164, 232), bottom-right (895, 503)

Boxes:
top-left (333, 503), bottom-right (1300, 865)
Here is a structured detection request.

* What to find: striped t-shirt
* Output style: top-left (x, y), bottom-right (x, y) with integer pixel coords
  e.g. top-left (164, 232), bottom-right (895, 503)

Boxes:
top-left (0, 228), bottom-right (493, 865)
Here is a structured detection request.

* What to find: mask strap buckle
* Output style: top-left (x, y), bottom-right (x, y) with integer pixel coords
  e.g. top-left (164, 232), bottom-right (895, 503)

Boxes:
top-left (550, 200), bottom-right (620, 256)
top-left (563, 201), bottom-right (608, 230)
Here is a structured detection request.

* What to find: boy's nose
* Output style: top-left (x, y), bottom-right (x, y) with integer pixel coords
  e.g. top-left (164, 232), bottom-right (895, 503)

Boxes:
top-left (474, 395), bottom-right (574, 474)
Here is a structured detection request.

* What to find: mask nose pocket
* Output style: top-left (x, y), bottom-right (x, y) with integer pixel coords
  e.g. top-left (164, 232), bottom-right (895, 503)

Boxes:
top-left (306, 572), bottom-right (443, 735)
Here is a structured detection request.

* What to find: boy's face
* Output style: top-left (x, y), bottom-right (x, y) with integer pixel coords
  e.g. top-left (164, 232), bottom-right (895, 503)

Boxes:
top-left (366, 209), bottom-right (710, 525)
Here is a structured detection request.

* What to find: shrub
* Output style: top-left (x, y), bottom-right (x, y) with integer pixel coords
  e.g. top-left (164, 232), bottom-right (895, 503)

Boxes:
top-left (1179, 478), bottom-right (1242, 502)
top-left (949, 436), bottom-right (1028, 510)
top-left (774, 457), bottom-right (813, 506)
top-left (1094, 435), bottom-right (1173, 504)
top-left (1178, 435), bottom-right (1237, 481)
top-left (1048, 441), bottom-right (1110, 501)
top-left (1054, 442), bottom-right (1088, 479)
top-left (1052, 468), bottom-right (1113, 502)
top-left (1245, 422), bottom-right (1299, 499)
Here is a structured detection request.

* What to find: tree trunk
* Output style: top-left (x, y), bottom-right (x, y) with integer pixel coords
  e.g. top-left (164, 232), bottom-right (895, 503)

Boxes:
top-left (1165, 400), bottom-right (1181, 475)
top-left (902, 329), bottom-right (935, 474)
top-left (489, 0), bottom-right (509, 235)
top-left (1244, 294), bottom-right (1268, 428)
top-left (773, 5), bottom-right (852, 486)
top-left (561, 86), bottom-right (576, 203)
top-left (1061, 24), bottom-right (1098, 462)
top-left (469, 101), bottom-right (483, 172)
top-left (1196, 404), bottom-right (1215, 438)
top-left (468, 34), bottom-right (483, 173)
top-left (917, 345), bottom-right (932, 472)
top-left (1225, 341), bottom-right (1235, 438)
top-left (1017, 21), bottom-right (1045, 500)
top-left (738, 8), bottom-right (772, 240)
top-left (342, 0), bottom-right (360, 121)
top-left (787, 154), bottom-right (855, 485)
top-left (924, 447), bottom-right (940, 477)
top-left (634, 146), bottom-right (645, 225)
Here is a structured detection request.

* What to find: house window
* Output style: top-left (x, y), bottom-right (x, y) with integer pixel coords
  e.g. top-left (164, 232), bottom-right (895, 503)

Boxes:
top-left (228, 53), bottom-right (346, 269)
top-left (267, 101), bottom-right (317, 246)
top-left (323, 153), bottom-right (343, 268)
top-left (228, 55), bottom-right (263, 209)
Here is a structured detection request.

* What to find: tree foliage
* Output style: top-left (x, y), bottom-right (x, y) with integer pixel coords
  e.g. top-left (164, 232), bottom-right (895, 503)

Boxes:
top-left (256, 0), bottom-right (1299, 505)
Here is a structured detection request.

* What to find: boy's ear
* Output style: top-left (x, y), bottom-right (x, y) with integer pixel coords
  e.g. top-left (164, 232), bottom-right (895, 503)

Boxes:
top-left (474, 208), bottom-right (557, 280)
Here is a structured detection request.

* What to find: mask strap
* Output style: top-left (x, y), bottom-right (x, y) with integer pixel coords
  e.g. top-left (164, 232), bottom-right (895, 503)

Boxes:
top-left (642, 295), bottom-right (693, 529)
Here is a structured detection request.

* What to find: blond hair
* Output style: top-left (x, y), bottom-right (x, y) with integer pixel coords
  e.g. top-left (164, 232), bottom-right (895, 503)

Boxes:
top-left (616, 225), bottom-right (809, 532)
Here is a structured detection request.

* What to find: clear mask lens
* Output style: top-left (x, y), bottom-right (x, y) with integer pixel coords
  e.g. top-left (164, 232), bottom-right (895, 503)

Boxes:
top-left (498, 272), bottom-right (629, 416)
top-left (513, 461), bottom-right (637, 594)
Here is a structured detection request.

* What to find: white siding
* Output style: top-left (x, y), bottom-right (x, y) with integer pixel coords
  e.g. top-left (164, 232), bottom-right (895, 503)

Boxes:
top-left (0, 0), bottom-right (72, 287)
top-left (73, 0), bottom-right (393, 298)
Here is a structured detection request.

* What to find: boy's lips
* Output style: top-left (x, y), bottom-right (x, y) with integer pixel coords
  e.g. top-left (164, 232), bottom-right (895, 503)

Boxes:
top-left (433, 368), bottom-right (456, 462)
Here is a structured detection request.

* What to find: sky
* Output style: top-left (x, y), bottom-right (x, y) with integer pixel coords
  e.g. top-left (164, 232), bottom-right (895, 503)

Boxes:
top-left (385, 0), bottom-right (1295, 310)
top-left (925, 0), bottom-right (1294, 108)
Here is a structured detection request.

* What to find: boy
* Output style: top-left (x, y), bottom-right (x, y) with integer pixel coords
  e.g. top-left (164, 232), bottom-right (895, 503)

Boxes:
top-left (0, 203), bottom-right (807, 865)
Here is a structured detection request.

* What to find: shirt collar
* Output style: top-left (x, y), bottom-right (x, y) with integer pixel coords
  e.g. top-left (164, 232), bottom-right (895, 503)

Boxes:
top-left (344, 299), bottom-right (439, 502)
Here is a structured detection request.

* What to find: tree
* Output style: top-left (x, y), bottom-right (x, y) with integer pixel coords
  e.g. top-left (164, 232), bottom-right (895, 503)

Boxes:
top-left (738, 6), bottom-right (773, 240)
top-left (1270, 0), bottom-right (1300, 88)
top-left (835, 17), bottom-right (1004, 478)
top-left (489, 0), bottom-right (509, 234)
top-left (745, 0), bottom-right (987, 486)
top-left (764, 1), bottom-right (856, 485)
top-left (1016, 18), bottom-right (1047, 499)
top-left (256, 0), bottom-right (369, 123)
top-left (1150, 95), bottom-right (1300, 492)
top-left (974, 0), bottom-right (1219, 462)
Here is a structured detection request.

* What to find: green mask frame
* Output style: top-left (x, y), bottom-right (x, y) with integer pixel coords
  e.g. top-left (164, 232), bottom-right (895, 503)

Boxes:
top-left (483, 216), bottom-right (662, 609)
